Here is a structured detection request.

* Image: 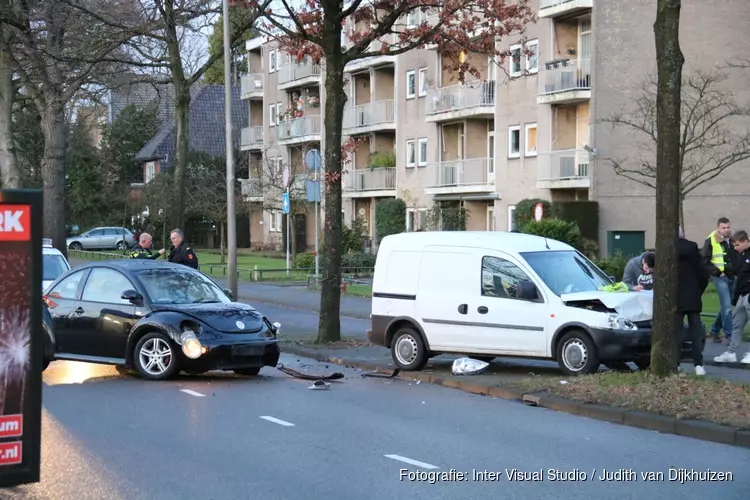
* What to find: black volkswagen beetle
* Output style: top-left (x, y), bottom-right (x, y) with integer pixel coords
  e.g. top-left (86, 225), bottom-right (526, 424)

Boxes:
top-left (42, 259), bottom-right (281, 380)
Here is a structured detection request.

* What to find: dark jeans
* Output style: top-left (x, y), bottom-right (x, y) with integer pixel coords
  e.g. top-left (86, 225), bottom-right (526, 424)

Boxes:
top-left (682, 311), bottom-right (705, 366)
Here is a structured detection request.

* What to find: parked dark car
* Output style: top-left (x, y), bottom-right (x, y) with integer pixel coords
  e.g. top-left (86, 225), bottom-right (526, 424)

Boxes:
top-left (41, 260), bottom-right (281, 380)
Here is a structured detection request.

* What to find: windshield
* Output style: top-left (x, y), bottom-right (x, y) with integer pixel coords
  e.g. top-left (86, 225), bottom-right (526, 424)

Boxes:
top-left (519, 250), bottom-right (613, 296)
top-left (135, 268), bottom-right (232, 305)
top-left (43, 255), bottom-right (69, 281)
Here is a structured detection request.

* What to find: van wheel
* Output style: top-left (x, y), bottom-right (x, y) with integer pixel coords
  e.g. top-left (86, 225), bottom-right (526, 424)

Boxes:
top-left (556, 330), bottom-right (599, 376)
top-left (390, 327), bottom-right (428, 371)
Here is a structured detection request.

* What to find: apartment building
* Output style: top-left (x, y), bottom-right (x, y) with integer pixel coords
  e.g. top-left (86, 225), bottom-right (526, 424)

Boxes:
top-left (239, 0), bottom-right (750, 256)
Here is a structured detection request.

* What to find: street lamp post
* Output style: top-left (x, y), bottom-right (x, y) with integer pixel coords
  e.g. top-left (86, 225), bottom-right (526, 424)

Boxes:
top-left (223, 0), bottom-right (238, 297)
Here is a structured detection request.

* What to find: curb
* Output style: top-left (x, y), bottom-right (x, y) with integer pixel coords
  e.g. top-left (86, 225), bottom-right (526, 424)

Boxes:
top-left (704, 361), bottom-right (750, 370)
top-left (281, 344), bottom-right (750, 450)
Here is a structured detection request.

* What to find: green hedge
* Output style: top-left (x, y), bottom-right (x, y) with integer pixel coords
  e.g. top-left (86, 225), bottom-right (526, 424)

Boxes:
top-left (515, 198), bottom-right (552, 227)
top-left (522, 218), bottom-right (581, 249)
top-left (376, 199), bottom-right (406, 243)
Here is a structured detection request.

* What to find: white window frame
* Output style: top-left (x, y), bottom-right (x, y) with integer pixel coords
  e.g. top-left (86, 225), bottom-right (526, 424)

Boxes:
top-left (269, 50), bottom-right (276, 73)
top-left (276, 102), bottom-right (283, 123)
top-left (406, 70), bottom-right (416, 99)
top-left (417, 137), bottom-right (428, 166)
top-left (508, 125), bottom-right (521, 158)
top-left (507, 205), bottom-right (517, 231)
top-left (487, 206), bottom-right (495, 231)
top-left (509, 44), bottom-right (522, 77)
top-left (145, 162), bottom-right (155, 183)
top-left (269, 104), bottom-right (276, 126)
top-left (525, 39), bottom-right (539, 74)
top-left (406, 139), bottom-right (416, 167)
top-left (418, 68), bottom-right (428, 97)
top-left (269, 211), bottom-right (282, 232)
top-left (406, 208), bottom-right (428, 232)
top-left (524, 123), bottom-right (538, 157)
top-left (406, 10), bottom-right (418, 27)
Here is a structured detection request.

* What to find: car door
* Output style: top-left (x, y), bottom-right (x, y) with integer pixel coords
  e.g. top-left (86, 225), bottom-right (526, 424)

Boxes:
top-left (76, 267), bottom-right (140, 359)
top-left (465, 253), bottom-right (549, 355)
top-left (44, 269), bottom-right (88, 354)
top-left (81, 229), bottom-right (103, 249)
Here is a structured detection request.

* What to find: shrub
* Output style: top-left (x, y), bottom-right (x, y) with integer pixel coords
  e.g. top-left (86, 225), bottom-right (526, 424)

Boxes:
top-left (594, 251), bottom-right (630, 281)
top-left (515, 198), bottom-right (552, 227)
top-left (522, 218), bottom-right (581, 249)
top-left (295, 252), bottom-right (315, 268)
top-left (342, 216), bottom-right (367, 253)
top-left (375, 198), bottom-right (406, 243)
top-left (341, 251), bottom-right (376, 269)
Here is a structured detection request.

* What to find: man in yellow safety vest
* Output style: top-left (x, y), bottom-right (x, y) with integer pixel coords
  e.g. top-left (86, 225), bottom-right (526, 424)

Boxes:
top-left (700, 217), bottom-right (736, 343)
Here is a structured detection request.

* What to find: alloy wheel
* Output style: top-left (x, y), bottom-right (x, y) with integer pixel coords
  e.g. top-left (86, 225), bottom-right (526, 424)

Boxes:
top-left (139, 338), bottom-right (173, 376)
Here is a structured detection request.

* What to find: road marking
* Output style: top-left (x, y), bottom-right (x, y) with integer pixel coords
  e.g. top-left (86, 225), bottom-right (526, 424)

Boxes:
top-left (180, 389), bottom-right (205, 397)
top-left (384, 454), bottom-right (439, 469)
top-left (259, 416), bottom-right (295, 427)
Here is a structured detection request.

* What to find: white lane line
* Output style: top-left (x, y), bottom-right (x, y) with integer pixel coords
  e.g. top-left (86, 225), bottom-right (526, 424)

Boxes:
top-left (259, 416), bottom-right (295, 427)
top-left (384, 454), bottom-right (439, 469)
top-left (180, 389), bottom-right (205, 397)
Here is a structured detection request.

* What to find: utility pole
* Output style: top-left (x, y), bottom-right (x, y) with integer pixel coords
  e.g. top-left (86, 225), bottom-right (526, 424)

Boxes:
top-left (223, 0), bottom-right (238, 298)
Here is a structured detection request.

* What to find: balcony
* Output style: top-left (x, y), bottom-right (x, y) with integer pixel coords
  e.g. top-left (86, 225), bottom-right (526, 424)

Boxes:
top-left (538, 0), bottom-right (593, 18)
top-left (240, 74), bottom-right (263, 99)
top-left (344, 167), bottom-right (396, 196)
top-left (240, 126), bottom-right (263, 150)
top-left (536, 149), bottom-right (591, 189)
top-left (537, 59), bottom-right (591, 105)
top-left (240, 178), bottom-right (263, 201)
top-left (425, 81), bottom-right (496, 122)
top-left (277, 116), bottom-right (322, 144)
top-left (342, 101), bottom-right (396, 134)
top-left (277, 61), bottom-right (321, 90)
top-left (344, 34), bottom-right (397, 72)
top-left (423, 158), bottom-right (495, 195)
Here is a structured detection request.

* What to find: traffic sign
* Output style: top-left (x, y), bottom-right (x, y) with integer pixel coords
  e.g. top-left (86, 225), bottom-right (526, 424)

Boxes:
top-left (305, 149), bottom-right (322, 171)
top-left (534, 203), bottom-right (543, 221)
top-left (281, 192), bottom-right (290, 214)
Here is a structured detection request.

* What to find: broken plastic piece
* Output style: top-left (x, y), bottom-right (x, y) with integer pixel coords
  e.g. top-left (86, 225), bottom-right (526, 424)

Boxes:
top-left (309, 380), bottom-right (330, 390)
top-left (451, 357), bottom-right (489, 375)
top-left (276, 363), bottom-right (344, 380)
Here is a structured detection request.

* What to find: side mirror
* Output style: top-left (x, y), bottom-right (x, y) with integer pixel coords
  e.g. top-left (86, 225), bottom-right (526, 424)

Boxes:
top-left (272, 321), bottom-right (281, 335)
top-left (121, 289), bottom-right (143, 303)
top-left (223, 288), bottom-right (234, 300)
top-left (517, 280), bottom-right (538, 301)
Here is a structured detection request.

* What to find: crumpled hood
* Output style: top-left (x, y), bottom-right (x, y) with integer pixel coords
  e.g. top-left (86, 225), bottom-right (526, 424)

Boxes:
top-left (561, 290), bottom-right (653, 321)
top-left (151, 302), bottom-right (266, 333)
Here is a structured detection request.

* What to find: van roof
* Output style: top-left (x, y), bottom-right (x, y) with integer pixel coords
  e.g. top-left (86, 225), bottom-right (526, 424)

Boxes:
top-left (379, 231), bottom-right (574, 253)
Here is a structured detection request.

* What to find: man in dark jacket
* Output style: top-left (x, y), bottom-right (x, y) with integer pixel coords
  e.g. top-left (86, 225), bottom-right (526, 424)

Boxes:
top-left (714, 230), bottom-right (750, 365)
top-left (130, 232), bottom-right (165, 260)
top-left (677, 227), bottom-right (710, 375)
top-left (167, 228), bottom-right (199, 269)
top-left (700, 217), bottom-right (735, 343)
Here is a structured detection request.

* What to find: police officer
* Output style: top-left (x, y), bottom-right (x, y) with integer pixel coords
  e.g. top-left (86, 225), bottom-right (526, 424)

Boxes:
top-left (167, 228), bottom-right (199, 269)
top-left (130, 232), bottom-right (166, 260)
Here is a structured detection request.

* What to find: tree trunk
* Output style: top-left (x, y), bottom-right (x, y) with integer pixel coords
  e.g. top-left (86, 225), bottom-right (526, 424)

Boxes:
top-left (172, 85), bottom-right (190, 231)
top-left (317, 53), bottom-right (347, 344)
top-left (41, 101), bottom-right (69, 256)
top-left (679, 195), bottom-right (685, 230)
top-left (650, 0), bottom-right (685, 377)
top-left (0, 46), bottom-right (19, 188)
top-left (220, 220), bottom-right (226, 265)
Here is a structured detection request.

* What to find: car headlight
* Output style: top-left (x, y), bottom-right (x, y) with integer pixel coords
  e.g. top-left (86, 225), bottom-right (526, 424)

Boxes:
top-left (607, 314), bottom-right (637, 331)
top-left (180, 330), bottom-right (203, 359)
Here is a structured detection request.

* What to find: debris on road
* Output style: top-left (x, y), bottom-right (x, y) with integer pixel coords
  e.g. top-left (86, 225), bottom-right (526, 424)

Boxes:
top-left (276, 363), bottom-right (345, 381)
top-left (309, 380), bottom-right (331, 390)
top-left (361, 368), bottom-right (400, 378)
top-left (452, 358), bottom-right (489, 375)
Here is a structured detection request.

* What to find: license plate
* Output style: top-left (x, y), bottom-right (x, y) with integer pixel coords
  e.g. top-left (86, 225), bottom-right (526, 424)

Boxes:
top-left (231, 345), bottom-right (263, 356)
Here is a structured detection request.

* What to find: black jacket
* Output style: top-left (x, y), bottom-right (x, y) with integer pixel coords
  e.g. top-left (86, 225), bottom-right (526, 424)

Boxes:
top-left (731, 249), bottom-right (750, 305)
top-left (700, 234), bottom-right (736, 277)
top-left (167, 242), bottom-right (199, 269)
top-left (678, 238), bottom-right (710, 313)
top-left (130, 244), bottom-right (160, 260)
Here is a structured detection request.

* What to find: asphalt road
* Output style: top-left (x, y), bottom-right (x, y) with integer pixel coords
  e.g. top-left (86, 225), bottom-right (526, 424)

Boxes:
top-left (2, 354), bottom-right (746, 499)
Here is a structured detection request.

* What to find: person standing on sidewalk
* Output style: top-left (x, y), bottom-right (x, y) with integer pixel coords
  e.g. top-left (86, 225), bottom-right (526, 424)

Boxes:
top-left (714, 230), bottom-right (750, 365)
top-left (701, 217), bottom-right (736, 343)
top-left (677, 227), bottom-right (710, 375)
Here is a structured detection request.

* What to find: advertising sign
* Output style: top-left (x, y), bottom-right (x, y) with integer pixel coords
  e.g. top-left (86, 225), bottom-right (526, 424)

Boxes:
top-left (0, 189), bottom-right (43, 486)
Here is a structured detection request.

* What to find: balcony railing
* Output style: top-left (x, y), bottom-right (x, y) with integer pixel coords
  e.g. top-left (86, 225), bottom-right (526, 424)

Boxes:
top-left (344, 167), bottom-right (396, 192)
top-left (539, 0), bottom-right (593, 16)
top-left (343, 101), bottom-right (395, 130)
top-left (240, 74), bottom-right (263, 97)
top-left (539, 59), bottom-right (591, 95)
top-left (537, 149), bottom-right (590, 181)
top-left (240, 178), bottom-right (263, 199)
top-left (241, 126), bottom-right (263, 148)
top-left (277, 61), bottom-right (322, 85)
top-left (426, 81), bottom-right (496, 115)
top-left (425, 158), bottom-right (493, 188)
top-left (277, 116), bottom-right (322, 140)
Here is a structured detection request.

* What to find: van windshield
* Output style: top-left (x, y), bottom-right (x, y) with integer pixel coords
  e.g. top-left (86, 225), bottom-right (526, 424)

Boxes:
top-left (519, 250), bottom-right (613, 296)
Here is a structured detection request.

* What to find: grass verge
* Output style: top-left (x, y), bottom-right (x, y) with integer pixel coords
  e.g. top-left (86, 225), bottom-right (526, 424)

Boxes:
top-left (281, 336), bottom-right (373, 348)
top-left (507, 371), bottom-right (750, 429)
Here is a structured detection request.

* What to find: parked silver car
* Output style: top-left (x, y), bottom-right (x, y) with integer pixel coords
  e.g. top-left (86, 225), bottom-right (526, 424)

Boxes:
top-left (66, 226), bottom-right (137, 251)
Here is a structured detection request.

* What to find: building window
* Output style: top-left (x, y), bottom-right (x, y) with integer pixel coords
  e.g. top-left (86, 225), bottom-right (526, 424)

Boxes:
top-left (406, 139), bottom-right (416, 167)
top-left (145, 162), bottom-right (155, 183)
top-left (507, 205), bottom-right (516, 231)
top-left (525, 40), bottom-right (539, 73)
top-left (406, 208), bottom-right (428, 231)
top-left (525, 123), bottom-right (537, 156)
top-left (418, 68), bottom-right (428, 97)
top-left (269, 50), bottom-right (276, 73)
top-left (406, 10), bottom-right (417, 27)
top-left (269, 211), bottom-right (282, 232)
top-left (276, 102), bottom-right (283, 122)
top-left (406, 70), bottom-right (416, 99)
top-left (418, 137), bottom-right (427, 166)
top-left (508, 125), bottom-right (520, 158)
top-left (509, 44), bottom-right (522, 77)
top-left (269, 104), bottom-right (276, 126)
top-left (487, 206), bottom-right (495, 231)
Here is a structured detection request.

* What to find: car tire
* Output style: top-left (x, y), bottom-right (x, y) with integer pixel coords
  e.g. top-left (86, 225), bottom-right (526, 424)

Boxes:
top-left (133, 332), bottom-right (180, 381)
top-left (390, 327), bottom-right (429, 371)
top-left (234, 367), bottom-right (261, 376)
top-left (556, 330), bottom-right (600, 376)
top-left (116, 240), bottom-right (127, 250)
top-left (69, 242), bottom-right (82, 250)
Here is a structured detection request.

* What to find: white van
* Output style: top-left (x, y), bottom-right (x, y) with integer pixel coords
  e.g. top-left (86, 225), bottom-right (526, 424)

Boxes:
top-left (367, 231), bottom-right (677, 376)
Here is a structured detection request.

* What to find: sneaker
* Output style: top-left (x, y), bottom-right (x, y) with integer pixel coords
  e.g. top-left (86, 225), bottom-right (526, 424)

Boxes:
top-left (695, 365), bottom-right (706, 376)
top-left (714, 351), bottom-right (737, 363)
top-left (741, 353), bottom-right (750, 364)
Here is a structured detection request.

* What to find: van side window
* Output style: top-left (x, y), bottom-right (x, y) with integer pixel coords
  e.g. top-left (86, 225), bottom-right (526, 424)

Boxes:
top-left (481, 256), bottom-right (531, 299)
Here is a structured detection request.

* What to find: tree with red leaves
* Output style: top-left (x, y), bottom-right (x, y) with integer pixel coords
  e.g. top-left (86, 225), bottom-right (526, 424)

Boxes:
top-left (235, 0), bottom-right (536, 343)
